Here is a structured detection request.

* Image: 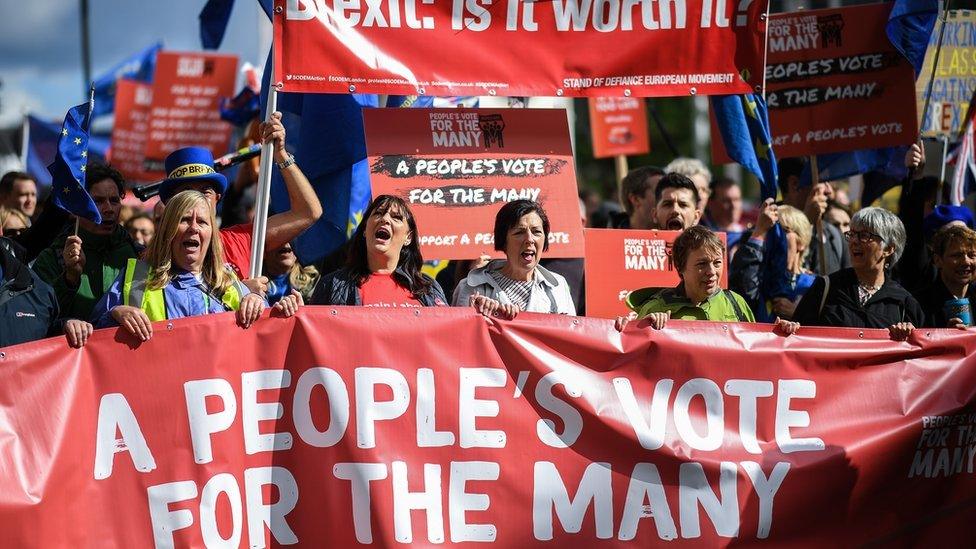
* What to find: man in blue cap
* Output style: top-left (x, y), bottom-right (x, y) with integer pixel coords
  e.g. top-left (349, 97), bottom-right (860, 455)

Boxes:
top-left (157, 112), bottom-right (322, 291)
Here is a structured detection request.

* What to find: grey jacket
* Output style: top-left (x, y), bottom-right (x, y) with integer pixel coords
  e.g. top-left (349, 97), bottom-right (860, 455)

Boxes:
top-left (452, 260), bottom-right (576, 315)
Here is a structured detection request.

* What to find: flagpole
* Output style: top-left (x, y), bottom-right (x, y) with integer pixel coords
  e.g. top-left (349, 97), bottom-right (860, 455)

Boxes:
top-left (249, 54), bottom-right (278, 279)
top-left (79, 0), bottom-right (92, 97)
top-left (919, 0), bottom-right (952, 141)
top-left (19, 111), bottom-right (29, 168)
top-left (77, 83), bottom-right (95, 238)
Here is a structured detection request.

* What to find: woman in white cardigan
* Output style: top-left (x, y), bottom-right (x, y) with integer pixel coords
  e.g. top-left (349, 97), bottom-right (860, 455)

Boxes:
top-left (453, 200), bottom-right (576, 318)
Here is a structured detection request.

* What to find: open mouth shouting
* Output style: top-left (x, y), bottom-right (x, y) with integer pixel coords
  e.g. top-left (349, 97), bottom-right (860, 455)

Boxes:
top-left (519, 247), bottom-right (537, 265)
top-left (374, 225), bottom-right (392, 245)
top-left (181, 235), bottom-right (201, 255)
top-left (665, 216), bottom-right (685, 231)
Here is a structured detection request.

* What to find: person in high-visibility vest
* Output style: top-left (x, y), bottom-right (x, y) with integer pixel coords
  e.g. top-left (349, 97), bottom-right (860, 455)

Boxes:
top-left (91, 190), bottom-right (302, 342)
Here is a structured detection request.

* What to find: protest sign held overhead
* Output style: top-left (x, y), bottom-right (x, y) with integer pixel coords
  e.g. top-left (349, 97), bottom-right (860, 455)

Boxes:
top-left (1, 309), bottom-right (976, 546)
top-left (583, 228), bottom-right (727, 319)
top-left (273, 0), bottom-right (768, 97)
top-left (365, 108), bottom-right (584, 259)
top-left (714, 3), bottom-right (918, 161)
top-left (108, 79), bottom-right (160, 183)
top-left (144, 52), bottom-right (238, 173)
top-left (588, 97), bottom-right (650, 158)
top-left (917, 10), bottom-right (976, 138)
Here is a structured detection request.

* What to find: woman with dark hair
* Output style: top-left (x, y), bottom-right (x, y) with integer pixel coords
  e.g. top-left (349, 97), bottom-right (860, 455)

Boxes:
top-left (310, 195), bottom-right (448, 306)
top-left (453, 199), bottom-right (576, 317)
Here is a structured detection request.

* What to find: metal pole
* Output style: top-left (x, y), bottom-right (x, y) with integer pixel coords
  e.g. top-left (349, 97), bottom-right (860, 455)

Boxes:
top-left (919, 0), bottom-right (952, 138)
top-left (19, 111), bottom-right (29, 168)
top-left (79, 0), bottom-right (92, 97)
top-left (249, 76), bottom-right (278, 279)
top-left (810, 155), bottom-right (828, 276)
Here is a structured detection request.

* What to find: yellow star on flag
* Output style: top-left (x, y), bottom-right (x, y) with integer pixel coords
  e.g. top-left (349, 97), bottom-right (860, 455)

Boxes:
top-left (81, 151), bottom-right (87, 158)
top-left (744, 96), bottom-right (759, 120)
top-left (62, 128), bottom-right (68, 137)
top-left (81, 165), bottom-right (86, 172)
top-left (73, 137), bottom-right (82, 146)
top-left (754, 137), bottom-right (770, 160)
top-left (62, 186), bottom-right (71, 195)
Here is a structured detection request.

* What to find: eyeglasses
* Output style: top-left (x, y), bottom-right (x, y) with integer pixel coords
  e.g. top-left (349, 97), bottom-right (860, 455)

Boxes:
top-left (845, 230), bottom-right (882, 244)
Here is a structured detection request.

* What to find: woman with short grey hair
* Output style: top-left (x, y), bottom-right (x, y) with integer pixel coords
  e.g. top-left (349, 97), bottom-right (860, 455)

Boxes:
top-left (793, 207), bottom-right (923, 340)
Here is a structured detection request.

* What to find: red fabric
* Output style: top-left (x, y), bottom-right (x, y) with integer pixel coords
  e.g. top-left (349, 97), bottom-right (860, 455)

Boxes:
top-left (360, 273), bottom-right (422, 308)
top-left (219, 223), bottom-right (253, 279)
top-left (274, 0), bottom-right (767, 98)
top-left (0, 310), bottom-right (975, 546)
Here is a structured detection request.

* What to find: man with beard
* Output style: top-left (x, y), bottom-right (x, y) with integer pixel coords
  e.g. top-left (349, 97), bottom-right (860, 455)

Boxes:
top-left (33, 164), bottom-right (142, 322)
top-left (653, 173), bottom-right (702, 232)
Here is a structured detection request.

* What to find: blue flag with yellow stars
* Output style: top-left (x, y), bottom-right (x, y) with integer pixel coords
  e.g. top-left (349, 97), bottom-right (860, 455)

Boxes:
top-left (711, 94), bottom-right (778, 201)
top-left (48, 90), bottom-right (101, 224)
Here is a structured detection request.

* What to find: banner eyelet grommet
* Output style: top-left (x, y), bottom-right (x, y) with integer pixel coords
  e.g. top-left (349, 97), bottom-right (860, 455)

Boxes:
top-left (572, 319), bottom-right (579, 326)
top-left (274, 4), bottom-right (283, 13)
top-left (167, 323), bottom-right (174, 331)
top-left (331, 310), bottom-right (338, 316)
top-left (414, 310), bottom-right (421, 317)
top-left (722, 325), bottom-right (729, 331)
top-left (556, 89), bottom-right (564, 96)
top-left (418, 87), bottom-right (426, 95)
top-left (0, 352), bottom-right (5, 360)
top-left (348, 85), bottom-right (356, 93)
top-left (623, 89), bottom-right (631, 97)
top-left (858, 332), bottom-right (864, 338)
top-left (689, 87), bottom-right (698, 96)
top-left (488, 90), bottom-right (497, 96)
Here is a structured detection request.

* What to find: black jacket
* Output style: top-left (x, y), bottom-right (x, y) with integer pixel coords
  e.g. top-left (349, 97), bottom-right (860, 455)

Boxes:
top-left (0, 238), bottom-right (60, 348)
top-left (914, 278), bottom-right (976, 328)
top-left (793, 268), bottom-right (924, 328)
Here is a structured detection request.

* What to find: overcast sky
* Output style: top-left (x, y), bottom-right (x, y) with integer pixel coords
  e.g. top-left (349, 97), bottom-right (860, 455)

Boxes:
top-left (0, 0), bottom-right (269, 126)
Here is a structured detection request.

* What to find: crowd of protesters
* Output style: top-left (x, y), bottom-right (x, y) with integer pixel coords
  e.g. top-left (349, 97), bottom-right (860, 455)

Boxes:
top-left (1, 118), bottom-right (974, 349)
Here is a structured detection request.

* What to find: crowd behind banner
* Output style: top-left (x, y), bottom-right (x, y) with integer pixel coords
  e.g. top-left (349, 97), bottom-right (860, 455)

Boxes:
top-left (2, 121), bottom-right (976, 349)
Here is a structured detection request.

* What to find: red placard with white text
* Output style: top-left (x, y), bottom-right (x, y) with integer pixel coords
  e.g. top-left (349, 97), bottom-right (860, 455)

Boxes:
top-left (273, 0), bottom-right (768, 98)
top-left (144, 51), bottom-right (238, 171)
top-left (109, 79), bottom-right (160, 183)
top-left (365, 108), bottom-right (584, 260)
top-left (711, 3), bottom-right (918, 162)
top-left (584, 228), bottom-right (728, 319)
top-left (1, 309), bottom-right (976, 546)
top-left (588, 97), bottom-right (651, 158)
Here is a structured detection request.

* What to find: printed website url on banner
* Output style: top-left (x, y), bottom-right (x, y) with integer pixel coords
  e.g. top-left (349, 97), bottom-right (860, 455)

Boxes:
top-left (286, 74), bottom-right (327, 82)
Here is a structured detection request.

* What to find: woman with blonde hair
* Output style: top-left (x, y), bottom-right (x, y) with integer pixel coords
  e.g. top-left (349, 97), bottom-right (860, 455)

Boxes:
top-left (730, 200), bottom-right (816, 321)
top-left (91, 190), bottom-right (301, 341)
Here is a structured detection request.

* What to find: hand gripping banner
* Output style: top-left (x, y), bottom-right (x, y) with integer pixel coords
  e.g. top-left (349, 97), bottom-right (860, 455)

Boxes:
top-left (0, 308), bottom-right (975, 546)
top-left (273, 0), bottom-right (769, 97)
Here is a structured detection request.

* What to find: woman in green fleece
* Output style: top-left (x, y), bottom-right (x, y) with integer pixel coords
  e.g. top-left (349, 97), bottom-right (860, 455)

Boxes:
top-left (33, 164), bottom-right (142, 322)
top-left (616, 225), bottom-right (798, 334)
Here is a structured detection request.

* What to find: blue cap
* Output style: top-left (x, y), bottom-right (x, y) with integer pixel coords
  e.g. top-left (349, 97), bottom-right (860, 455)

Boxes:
top-left (923, 205), bottom-right (975, 238)
top-left (157, 146), bottom-right (228, 204)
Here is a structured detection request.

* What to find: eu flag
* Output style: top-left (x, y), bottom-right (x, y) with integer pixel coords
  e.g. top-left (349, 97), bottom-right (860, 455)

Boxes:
top-left (711, 94), bottom-right (778, 200)
top-left (48, 93), bottom-right (101, 224)
top-left (886, 0), bottom-right (939, 78)
top-left (91, 42), bottom-right (161, 119)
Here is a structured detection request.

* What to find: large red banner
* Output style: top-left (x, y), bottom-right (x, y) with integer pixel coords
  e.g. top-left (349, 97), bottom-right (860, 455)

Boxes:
top-left (365, 108), bottom-right (584, 259)
top-left (584, 228), bottom-right (727, 319)
top-left (145, 51), bottom-right (238, 171)
top-left (273, 0), bottom-right (768, 98)
top-left (1, 309), bottom-right (975, 546)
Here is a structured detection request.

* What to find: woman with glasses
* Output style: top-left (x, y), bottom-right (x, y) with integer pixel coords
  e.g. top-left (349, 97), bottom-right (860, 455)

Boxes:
top-left (793, 207), bottom-right (923, 340)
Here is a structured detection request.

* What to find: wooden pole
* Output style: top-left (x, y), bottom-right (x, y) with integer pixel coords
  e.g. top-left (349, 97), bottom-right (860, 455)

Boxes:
top-left (615, 154), bottom-right (629, 209)
top-left (810, 155), bottom-right (828, 276)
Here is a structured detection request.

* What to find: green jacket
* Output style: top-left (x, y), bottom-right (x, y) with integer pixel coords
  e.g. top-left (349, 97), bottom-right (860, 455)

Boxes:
top-left (626, 284), bottom-right (755, 323)
top-left (33, 225), bottom-right (141, 322)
